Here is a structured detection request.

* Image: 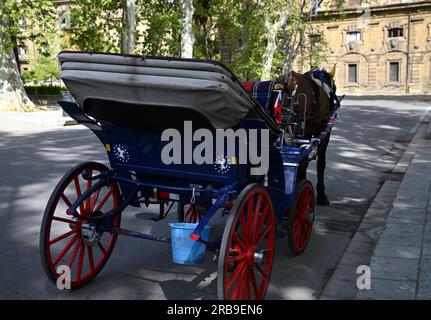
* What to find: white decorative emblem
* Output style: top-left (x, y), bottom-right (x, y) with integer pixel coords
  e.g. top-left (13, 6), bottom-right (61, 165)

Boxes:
top-left (214, 155), bottom-right (231, 174)
top-left (113, 144), bottom-right (130, 163)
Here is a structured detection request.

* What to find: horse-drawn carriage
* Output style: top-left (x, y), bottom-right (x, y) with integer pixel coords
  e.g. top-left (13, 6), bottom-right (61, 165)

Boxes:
top-left (39, 52), bottom-right (340, 299)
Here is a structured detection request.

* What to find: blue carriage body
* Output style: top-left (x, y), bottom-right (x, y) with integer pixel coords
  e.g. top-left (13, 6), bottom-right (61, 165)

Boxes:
top-left (39, 51), bottom-right (343, 298)
top-left (58, 51), bottom-right (339, 244)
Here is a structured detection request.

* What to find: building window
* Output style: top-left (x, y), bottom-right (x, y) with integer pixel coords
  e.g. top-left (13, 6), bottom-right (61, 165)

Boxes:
top-left (347, 31), bottom-right (361, 42)
top-left (59, 9), bottom-right (70, 29)
top-left (18, 46), bottom-right (28, 57)
top-left (388, 27), bottom-right (403, 38)
top-left (389, 61), bottom-right (400, 83)
top-left (348, 64), bottom-right (358, 84)
top-left (309, 34), bottom-right (322, 46)
top-left (60, 17), bottom-right (67, 28)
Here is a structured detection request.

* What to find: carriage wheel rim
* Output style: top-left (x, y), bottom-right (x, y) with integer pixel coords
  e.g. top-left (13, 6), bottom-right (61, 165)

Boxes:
top-left (222, 187), bottom-right (275, 300)
top-left (42, 163), bottom-right (120, 288)
top-left (292, 183), bottom-right (314, 252)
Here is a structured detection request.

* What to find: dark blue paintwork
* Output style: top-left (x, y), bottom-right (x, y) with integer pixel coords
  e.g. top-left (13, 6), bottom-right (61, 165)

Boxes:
top-left (58, 100), bottom-right (339, 242)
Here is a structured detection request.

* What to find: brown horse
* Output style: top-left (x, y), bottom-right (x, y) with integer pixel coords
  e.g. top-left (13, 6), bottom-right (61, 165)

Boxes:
top-left (280, 68), bottom-right (337, 205)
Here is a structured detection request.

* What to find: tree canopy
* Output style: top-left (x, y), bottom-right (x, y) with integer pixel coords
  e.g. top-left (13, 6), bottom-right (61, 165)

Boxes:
top-left (1, 0), bottom-right (330, 111)
top-left (59, 0), bottom-right (328, 80)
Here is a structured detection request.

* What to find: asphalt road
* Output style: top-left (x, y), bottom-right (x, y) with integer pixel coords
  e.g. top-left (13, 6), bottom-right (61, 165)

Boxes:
top-left (0, 99), bottom-right (428, 299)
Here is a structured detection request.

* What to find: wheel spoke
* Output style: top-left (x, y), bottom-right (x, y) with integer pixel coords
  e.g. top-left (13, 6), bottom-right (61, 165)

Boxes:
top-left (294, 222), bottom-right (302, 246)
top-left (61, 193), bottom-right (72, 208)
top-left (87, 245), bottom-right (95, 272)
top-left (85, 169), bottom-right (93, 213)
top-left (251, 194), bottom-right (262, 242)
top-left (232, 232), bottom-right (247, 252)
top-left (231, 262), bottom-right (247, 300)
top-left (307, 199), bottom-right (314, 212)
top-left (250, 268), bottom-right (258, 297)
top-left (246, 197), bottom-right (254, 237)
top-left (52, 216), bottom-right (80, 225)
top-left (53, 233), bottom-right (79, 267)
top-left (296, 208), bottom-right (304, 219)
top-left (98, 242), bottom-right (107, 255)
top-left (253, 206), bottom-right (269, 243)
top-left (74, 176), bottom-right (85, 215)
top-left (94, 186), bottom-right (114, 212)
top-left (76, 242), bottom-right (85, 281)
top-left (226, 261), bottom-right (246, 290)
top-left (239, 209), bottom-right (250, 245)
top-left (67, 238), bottom-right (82, 268)
top-left (49, 228), bottom-right (80, 246)
top-left (255, 224), bottom-right (272, 246)
top-left (245, 267), bottom-right (252, 300)
top-left (90, 188), bottom-right (101, 212)
top-left (227, 253), bottom-right (246, 264)
top-left (238, 266), bottom-right (248, 300)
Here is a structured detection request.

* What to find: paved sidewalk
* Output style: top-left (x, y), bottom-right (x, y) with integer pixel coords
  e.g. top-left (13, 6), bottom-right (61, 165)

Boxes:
top-left (356, 135), bottom-right (431, 299)
top-left (0, 110), bottom-right (72, 132)
top-left (320, 112), bottom-right (431, 300)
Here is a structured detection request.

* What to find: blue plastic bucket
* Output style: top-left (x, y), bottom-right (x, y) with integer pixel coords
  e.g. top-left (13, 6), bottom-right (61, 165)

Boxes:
top-left (169, 223), bottom-right (211, 265)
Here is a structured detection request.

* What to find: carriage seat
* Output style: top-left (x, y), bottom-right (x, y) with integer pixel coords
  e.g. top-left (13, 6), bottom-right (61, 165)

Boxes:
top-left (242, 80), bottom-right (283, 120)
top-left (83, 97), bottom-right (217, 132)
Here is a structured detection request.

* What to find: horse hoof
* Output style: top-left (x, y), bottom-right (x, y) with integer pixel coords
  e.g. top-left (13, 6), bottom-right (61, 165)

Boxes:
top-left (317, 195), bottom-right (330, 206)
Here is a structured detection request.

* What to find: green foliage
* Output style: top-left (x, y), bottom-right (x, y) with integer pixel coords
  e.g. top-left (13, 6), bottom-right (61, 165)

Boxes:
top-left (0, 0), bottom-right (57, 54)
top-left (64, 0), bottom-right (123, 52)
top-left (3, 0), bottom-right (333, 84)
top-left (22, 55), bottom-right (60, 83)
top-left (24, 85), bottom-right (67, 95)
top-left (57, 0), bottom-right (331, 79)
top-left (137, 0), bottom-right (182, 56)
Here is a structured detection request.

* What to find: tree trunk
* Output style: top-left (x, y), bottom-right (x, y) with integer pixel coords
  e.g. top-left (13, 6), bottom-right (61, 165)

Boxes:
top-left (121, 0), bottom-right (136, 54)
top-left (260, 11), bottom-right (288, 80)
top-left (179, 0), bottom-right (195, 58)
top-left (0, 39), bottom-right (35, 112)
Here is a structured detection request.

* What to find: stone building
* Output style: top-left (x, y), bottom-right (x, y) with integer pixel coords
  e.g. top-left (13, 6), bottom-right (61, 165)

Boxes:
top-left (295, 0), bottom-right (431, 94)
top-left (16, 0), bottom-right (71, 72)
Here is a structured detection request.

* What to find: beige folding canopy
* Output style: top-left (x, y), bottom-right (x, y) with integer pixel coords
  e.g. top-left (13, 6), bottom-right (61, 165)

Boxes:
top-left (58, 51), bottom-right (279, 133)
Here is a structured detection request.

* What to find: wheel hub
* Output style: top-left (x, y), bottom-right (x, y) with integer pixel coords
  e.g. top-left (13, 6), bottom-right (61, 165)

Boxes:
top-left (307, 212), bottom-right (315, 224)
top-left (81, 223), bottom-right (99, 246)
top-left (253, 250), bottom-right (265, 264)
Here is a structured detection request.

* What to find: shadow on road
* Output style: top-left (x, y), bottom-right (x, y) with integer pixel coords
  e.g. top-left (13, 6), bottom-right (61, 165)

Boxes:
top-left (0, 100), bottom-right (427, 299)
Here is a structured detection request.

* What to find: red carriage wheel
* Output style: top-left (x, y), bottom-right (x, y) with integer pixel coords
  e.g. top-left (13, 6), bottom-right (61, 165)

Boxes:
top-left (287, 180), bottom-right (315, 255)
top-left (217, 184), bottom-right (275, 300)
top-left (40, 162), bottom-right (122, 289)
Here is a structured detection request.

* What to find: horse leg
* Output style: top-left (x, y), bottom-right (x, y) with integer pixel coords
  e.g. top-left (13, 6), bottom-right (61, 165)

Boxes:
top-left (316, 133), bottom-right (330, 205)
